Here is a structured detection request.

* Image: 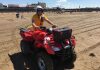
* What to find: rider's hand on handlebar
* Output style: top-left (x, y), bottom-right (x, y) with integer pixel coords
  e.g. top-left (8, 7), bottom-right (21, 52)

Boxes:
top-left (34, 26), bottom-right (40, 30)
top-left (52, 24), bottom-right (57, 28)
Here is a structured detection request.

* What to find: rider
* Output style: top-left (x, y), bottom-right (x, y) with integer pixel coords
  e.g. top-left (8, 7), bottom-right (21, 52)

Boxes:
top-left (31, 5), bottom-right (56, 30)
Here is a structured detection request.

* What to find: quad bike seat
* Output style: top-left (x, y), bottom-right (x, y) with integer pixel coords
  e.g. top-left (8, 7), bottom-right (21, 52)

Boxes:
top-left (20, 28), bottom-right (29, 32)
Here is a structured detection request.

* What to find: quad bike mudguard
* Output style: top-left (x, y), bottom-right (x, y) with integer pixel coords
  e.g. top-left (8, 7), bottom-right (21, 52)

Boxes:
top-left (20, 28), bottom-right (34, 41)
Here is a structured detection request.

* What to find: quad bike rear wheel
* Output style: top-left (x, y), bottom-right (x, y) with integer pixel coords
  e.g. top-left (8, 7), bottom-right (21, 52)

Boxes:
top-left (36, 52), bottom-right (54, 70)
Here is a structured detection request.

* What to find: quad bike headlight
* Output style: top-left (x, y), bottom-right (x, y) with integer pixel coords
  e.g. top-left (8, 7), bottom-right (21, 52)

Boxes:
top-left (51, 46), bottom-right (61, 51)
top-left (44, 37), bottom-right (61, 51)
top-left (64, 45), bottom-right (71, 49)
top-left (44, 37), bottom-right (50, 44)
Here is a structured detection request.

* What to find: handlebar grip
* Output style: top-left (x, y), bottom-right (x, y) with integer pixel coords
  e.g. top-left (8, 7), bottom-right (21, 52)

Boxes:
top-left (52, 25), bottom-right (57, 28)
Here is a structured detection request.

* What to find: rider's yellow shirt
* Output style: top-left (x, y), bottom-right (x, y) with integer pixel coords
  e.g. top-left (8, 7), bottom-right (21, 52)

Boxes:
top-left (32, 14), bottom-right (48, 26)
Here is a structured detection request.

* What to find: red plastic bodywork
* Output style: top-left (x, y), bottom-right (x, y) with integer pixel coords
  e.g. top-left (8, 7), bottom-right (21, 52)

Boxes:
top-left (20, 31), bottom-right (34, 41)
top-left (20, 29), bottom-right (76, 55)
top-left (71, 36), bottom-right (76, 47)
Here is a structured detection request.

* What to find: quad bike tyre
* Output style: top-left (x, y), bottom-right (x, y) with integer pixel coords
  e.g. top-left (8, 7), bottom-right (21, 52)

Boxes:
top-left (65, 49), bottom-right (77, 64)
top-left (70, 50), bottom-right (77, 63)
top-left (20, 40), bottom-right (31, 55)
top-left (36, 52), bottom-right (54, 70)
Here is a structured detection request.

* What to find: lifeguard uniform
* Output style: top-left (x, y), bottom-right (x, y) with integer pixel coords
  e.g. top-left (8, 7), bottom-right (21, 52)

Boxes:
top-left (27, 14), bottom-right (48, 30)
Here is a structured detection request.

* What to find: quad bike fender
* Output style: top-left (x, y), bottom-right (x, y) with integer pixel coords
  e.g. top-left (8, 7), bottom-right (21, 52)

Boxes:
top-left (44, 44), bottom-right (55, 55)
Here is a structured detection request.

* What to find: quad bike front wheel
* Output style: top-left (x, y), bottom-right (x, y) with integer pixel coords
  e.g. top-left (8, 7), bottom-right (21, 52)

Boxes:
top-left (70, 49), bottom-right (77, 63)
top-left (20, 40), bottom-right (31, 55)
top-left (36, 52), bottom-right (54, 70)
top-left (65, 49), bottom-right (77, 64)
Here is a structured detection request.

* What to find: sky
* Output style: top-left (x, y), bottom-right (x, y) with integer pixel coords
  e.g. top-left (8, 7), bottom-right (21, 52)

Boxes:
top-left (0, 0), bottom-right (100, 8)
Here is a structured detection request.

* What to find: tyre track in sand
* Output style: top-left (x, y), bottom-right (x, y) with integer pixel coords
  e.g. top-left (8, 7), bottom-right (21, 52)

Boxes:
top-left (67, 14), bottom-right (100, 55)
top-left (74, 25), bottom-right (100, 35)
top-left (0, 29), bottom-right (19, 51)
top-left (72, 17), bottom-right (100, 31)
top-left (0, 28), bottom-right (18, 69)
top-left (78, 42), bottom-right (100, 54)
top-left (61, 14), bottom-right (99, 27)
top-left (95, 66), bottom-right (100, 70)
top-left (0, 40), bottom-right (13, 47)
top-left (0, 27), bottom-right (20, 68)
top-left (73, 15), bottom-right (100, 35)
top-left (11, 28), bottom-right (19, 48)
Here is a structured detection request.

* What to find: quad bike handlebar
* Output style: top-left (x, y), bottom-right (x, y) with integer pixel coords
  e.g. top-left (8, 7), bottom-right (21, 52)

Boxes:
top-left (19, 25), bottom-right (58, 34)
top-left (39, 25), bottom-right (57, 30)
top-left (39, 26), bottom-right (58, 34)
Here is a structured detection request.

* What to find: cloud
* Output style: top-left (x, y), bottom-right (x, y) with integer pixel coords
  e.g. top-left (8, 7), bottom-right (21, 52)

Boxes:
top-left (57, 0), bottom-right (67, 3)
top-left (20, 4), bottom-right (27, 7)
top-left (55, 0), bottom-right (68, 8)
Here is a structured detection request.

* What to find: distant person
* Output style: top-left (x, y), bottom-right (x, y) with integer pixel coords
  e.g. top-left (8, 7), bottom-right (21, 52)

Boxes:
top-left (16, 12), bottom-right (19, 18)
top-left (70, 11), bottom-right (73, 14)
top-left (27, 5), bottom-right (56, 30)
top-left (21, 13), bottom-right (24, 19)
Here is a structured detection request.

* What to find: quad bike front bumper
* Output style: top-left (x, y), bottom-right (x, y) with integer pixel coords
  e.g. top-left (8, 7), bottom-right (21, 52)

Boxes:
top-left (51, 45), bottom-right (76, 63)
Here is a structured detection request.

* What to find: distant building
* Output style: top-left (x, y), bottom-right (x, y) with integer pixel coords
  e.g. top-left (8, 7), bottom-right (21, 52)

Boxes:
top-left (38, 2), bottom-right (46, 9)
top-left (3, 5), bottom-right (7, 8)
top-left (26, 4), bottom-right (37, 8)
top-left (0, 3), bottom-right (4, 9)
top-left (26, 2), bottom-right (46, 9)
top-left (8, 4), bottom-right (19, 8)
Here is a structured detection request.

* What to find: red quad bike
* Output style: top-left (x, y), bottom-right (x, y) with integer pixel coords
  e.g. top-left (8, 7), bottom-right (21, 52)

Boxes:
top-left (20, 26), bottom-right (77, 70)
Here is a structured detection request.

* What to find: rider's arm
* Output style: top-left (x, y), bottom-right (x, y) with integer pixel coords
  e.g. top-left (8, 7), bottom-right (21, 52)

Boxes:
top-left (45, 19), bottom-right (54, 26)
top-left (44, 17), bottom-right (56, 26)
top-left (32, 18), bottom-right (39, 28)
top-left (32, 23), bottom-right (38, 27)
